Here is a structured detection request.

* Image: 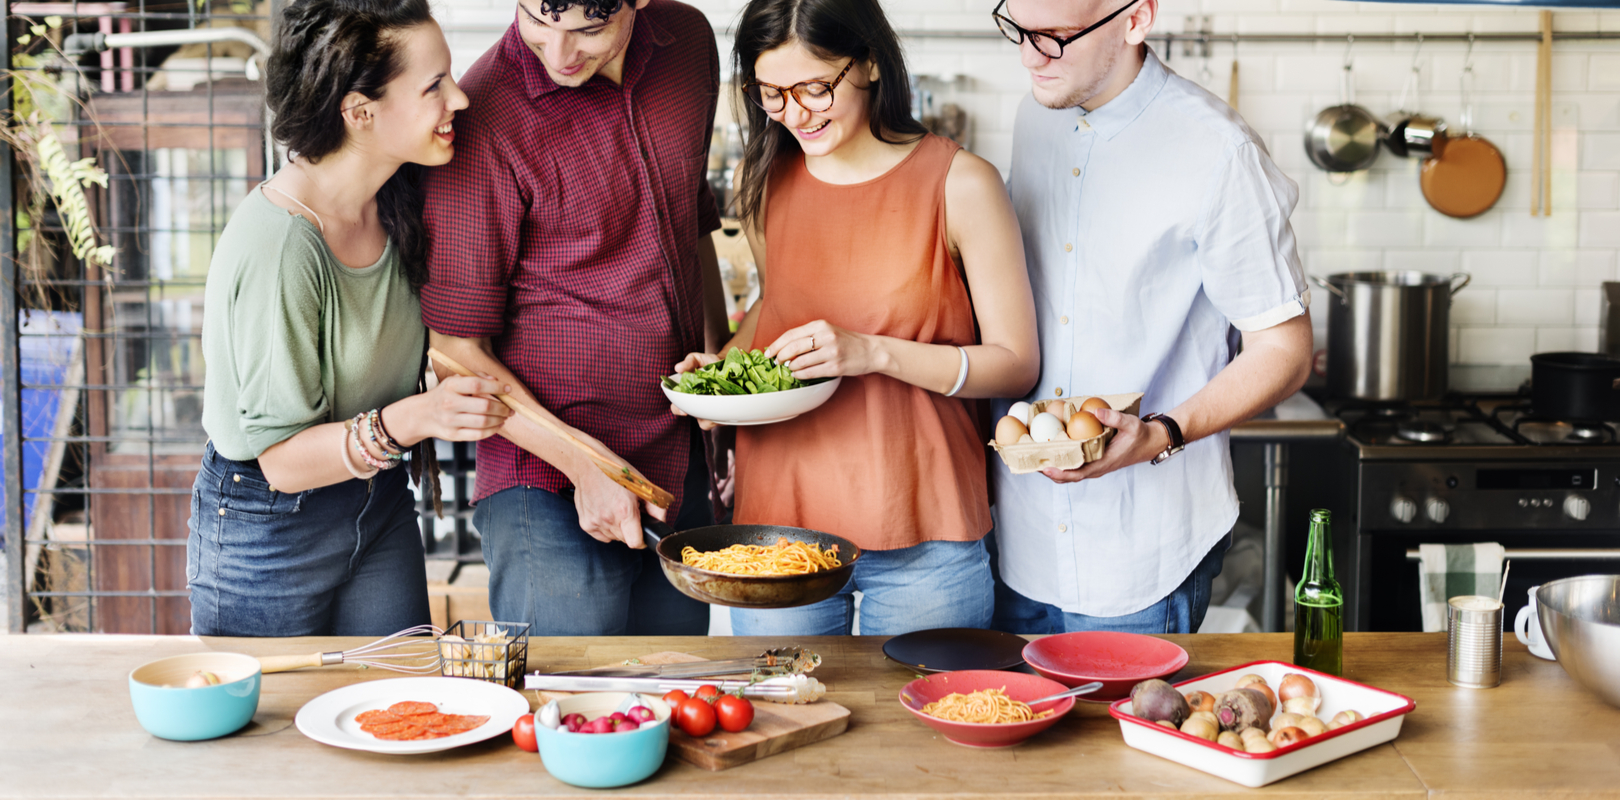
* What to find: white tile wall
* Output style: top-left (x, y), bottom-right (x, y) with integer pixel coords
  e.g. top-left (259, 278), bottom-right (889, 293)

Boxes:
top-left (437, 0), bottom-right (1620, 389)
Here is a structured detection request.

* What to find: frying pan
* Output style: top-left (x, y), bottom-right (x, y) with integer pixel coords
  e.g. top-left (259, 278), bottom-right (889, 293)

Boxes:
top-left (640, 517), bottom-right (861, 609)
top-left (1420, 59), bottom-right (1505, 220)
top-left (1305, 57), bottom-right (1385, 173)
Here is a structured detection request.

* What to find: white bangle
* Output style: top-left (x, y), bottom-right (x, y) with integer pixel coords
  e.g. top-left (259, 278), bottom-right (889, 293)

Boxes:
top-left (945, 346), bottom-right (970, 397)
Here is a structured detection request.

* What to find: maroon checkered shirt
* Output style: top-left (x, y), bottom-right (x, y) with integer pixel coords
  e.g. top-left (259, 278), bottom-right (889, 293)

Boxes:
top-left (420, 0), bottom-right (720, 512)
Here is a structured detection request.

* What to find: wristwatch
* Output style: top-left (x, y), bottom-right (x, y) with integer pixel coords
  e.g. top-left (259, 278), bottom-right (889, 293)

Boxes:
top-left (1142, 413), bottom-right (1185, 465)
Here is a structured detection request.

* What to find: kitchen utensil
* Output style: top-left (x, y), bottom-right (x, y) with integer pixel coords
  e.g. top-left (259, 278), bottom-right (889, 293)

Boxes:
top-left (427, 347), bottom-right (672, 508)
top-left (1385, 39), bottom-right (1447, 159)
top-left (1108, 660), bottom-right (1416, 788)
top-left (882, 627), bottom-right (1030, 674)
top-left (437, 619), bottom-right (530, 688)
top-left (1530, 352), bottom-right (1620, 422)
top-left (524, 673), bottom-right (815, 701)
top-left (1304, 47), bottom-right (1385, 173)
top-left (548, 646), bottom-right (820, 678)
top-left (1533, 11), bottom-right (1553, 216)
top-left (534, 693), bottom-right (672, 788)
top-left (293, 676), bottom-right (529, 755)
top-left (1514, 584), bottom-right (1555, 661)
top-left (639, 517), bottom-right (860, 609)
top-left (1021, 631), bottom-right (1190, 701)
top-left (1028, 681), bottom-right (1104, 705)
top-left (256, 624), bottom-right (443, 675)
top-left (1535, 574), bottom-right (1620, 708)
top-left (661, 375), bottom-right (842, 426)
top-left (1447, 595), bottom-right (1502, 688)
top-left (1421, 50), bottom-right (1504, 219)
top-left (1313, 271), bottom-right (1470, 402)
top-left (899, 670), bottom-right (1077, 748)
top-left (129, 652), bottom-right (261, 741)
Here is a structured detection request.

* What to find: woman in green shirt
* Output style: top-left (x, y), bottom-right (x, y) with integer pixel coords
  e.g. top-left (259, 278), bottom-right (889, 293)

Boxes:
top-left (190, 0), bottom-right (510, 636)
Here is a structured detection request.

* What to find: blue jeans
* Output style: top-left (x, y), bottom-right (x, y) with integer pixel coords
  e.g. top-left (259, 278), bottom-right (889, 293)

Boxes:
top-left (989, 531), bottom-right (1231, 635)
top-left (187, 442), bottom-right (431, 637)
top-left (473, 435), bottom-right (711, 636)
top-left (729, 539), bottom-right (994, 636)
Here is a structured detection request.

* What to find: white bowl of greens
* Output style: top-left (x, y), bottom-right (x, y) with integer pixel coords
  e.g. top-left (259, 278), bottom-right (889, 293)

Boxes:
top-left (662, 349), bottom-right (842, 426)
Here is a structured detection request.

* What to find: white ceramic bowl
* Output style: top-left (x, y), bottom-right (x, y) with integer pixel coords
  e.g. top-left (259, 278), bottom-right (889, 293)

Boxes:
top-left (1107, 660), bottom-right (1415, 788)
top-left (663, 376), bottom-right (842, 426)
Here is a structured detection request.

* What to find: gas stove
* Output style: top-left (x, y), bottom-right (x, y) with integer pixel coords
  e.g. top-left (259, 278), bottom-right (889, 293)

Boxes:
top-left (1336, 396), bottom-right (1620, 459)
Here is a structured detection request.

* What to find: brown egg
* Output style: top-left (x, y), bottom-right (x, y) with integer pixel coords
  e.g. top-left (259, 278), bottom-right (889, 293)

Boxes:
top-left (1066, 410), bottom-right (1104, 440)
top-left (1080, 396), bottom-right (1110, 414)
top-left (995, 415), bottom-right (1029, 445)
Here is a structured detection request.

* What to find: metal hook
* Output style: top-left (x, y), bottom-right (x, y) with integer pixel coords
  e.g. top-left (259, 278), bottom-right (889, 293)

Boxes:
top-left (1342, 33), bottom-right (1355, 70)
top-left (1463, 33), bottom-right (1476, 73)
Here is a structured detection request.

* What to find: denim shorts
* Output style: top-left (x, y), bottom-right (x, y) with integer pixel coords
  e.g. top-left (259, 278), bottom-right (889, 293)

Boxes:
top-left (186, 442), bottom-right (431, 637)
top-left (729, 538), bottom-right (995, 637)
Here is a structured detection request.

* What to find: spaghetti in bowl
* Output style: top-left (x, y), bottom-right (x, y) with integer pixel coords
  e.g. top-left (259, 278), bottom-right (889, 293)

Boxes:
top-left (899, 670), bottom-right (1075, 748)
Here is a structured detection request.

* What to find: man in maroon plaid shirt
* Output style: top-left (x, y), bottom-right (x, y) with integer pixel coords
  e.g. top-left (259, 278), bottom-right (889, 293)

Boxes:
top-left (421, 0), bottom-right (729, 635)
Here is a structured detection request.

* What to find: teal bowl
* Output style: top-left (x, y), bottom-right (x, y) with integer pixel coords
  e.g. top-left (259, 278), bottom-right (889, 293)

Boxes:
top-left (536, 692), bottom-right (671, 788)
top-left (129, 652), bottom-right (261, 741)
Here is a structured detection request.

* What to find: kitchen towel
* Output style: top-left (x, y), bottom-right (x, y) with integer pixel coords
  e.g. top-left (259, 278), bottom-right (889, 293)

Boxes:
top-left (1418, 543), bottom-right (1506, 632)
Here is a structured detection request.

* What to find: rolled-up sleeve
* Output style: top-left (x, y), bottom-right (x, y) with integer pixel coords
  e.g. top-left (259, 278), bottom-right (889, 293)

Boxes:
top-left (1196, 141), bottom-right (1309, 332)
top-left (234, 232), bottom-right (329, 456)
top-left (421, 114), bottom-right (525, 339)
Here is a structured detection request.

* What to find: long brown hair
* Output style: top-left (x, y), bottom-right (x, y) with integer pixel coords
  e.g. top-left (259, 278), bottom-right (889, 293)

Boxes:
top-left (731, 0), bottom-right (927, 228)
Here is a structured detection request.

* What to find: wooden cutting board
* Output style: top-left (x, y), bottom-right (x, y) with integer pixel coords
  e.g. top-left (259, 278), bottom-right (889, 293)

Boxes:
top-left (538, 651), bottom-right (850, 772)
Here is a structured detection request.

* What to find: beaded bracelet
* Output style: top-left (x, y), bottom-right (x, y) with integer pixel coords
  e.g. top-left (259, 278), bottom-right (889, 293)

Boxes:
top-left (372, 408), bottom-right (406, 455)
top-left (350, 412), bottom-right (397, 471)
top-left (364, 409), bottom-right (404, 461)
top-left (339, 418), bottom-right (379, 480)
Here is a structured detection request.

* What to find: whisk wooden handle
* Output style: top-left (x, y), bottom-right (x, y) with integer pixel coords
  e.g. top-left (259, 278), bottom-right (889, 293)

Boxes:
top-left (428, 347), bottom-right (674, 508)
top-left (257, 654), bottom-right (328, 674)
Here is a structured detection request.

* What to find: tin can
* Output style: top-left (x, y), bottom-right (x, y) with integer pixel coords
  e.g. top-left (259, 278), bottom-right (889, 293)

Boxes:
top-left (1447, 595), bottom-right (1503, 688)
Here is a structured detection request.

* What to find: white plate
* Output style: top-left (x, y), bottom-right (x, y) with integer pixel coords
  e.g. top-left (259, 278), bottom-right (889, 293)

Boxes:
top-left (663, 376), bottom-right (842, 425)
top-left (294, 676), bottom-right (529, 755)
top-left (1107, 660), bottom-right (1416, 788)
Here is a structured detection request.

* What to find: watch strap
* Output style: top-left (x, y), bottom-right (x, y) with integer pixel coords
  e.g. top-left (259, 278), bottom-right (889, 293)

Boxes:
top-left (1142, 413), bottom-right (1185, 465)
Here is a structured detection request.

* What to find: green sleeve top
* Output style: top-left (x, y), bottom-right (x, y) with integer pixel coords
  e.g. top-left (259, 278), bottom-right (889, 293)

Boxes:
top-left (202, 187), bottom-right (426, 462)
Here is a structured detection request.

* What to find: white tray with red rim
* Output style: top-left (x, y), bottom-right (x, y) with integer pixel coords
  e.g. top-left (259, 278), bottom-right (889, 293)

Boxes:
top-left (1106, 660), bottom-right (1417, 788)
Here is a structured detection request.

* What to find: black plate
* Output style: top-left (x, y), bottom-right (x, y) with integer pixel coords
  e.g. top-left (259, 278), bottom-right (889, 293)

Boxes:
top-left (881, 628), bottom-right (1030, 674)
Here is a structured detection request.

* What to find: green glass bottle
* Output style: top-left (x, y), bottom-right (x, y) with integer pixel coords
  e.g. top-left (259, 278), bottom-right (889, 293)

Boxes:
top-left (1293, 508), bottom-right (1344, 676)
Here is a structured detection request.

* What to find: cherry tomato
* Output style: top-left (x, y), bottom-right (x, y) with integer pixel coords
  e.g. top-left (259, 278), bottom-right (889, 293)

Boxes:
top-left (674, 697), bottom-right (717, 737)
top-left (511, 713), bottom-right (538, 752)
top-left (714, 694), bottom-right (754, 733)
top-left (694, 684), bottom-right (722, 702)
top-left (663, 689), bottom-right (690, 707)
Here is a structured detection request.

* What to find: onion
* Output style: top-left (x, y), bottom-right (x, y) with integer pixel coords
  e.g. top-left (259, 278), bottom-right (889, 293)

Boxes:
top-left (1278, 673), bottom-right (1321, 714)
top-left (1268, 726), bottom-right (1308, 747)
top-left (1327, 710), bottom-right (1365, 730)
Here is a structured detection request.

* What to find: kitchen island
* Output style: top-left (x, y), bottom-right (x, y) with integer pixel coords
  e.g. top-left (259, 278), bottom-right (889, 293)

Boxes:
top-left (3, 632), bottom-right (1616, 799)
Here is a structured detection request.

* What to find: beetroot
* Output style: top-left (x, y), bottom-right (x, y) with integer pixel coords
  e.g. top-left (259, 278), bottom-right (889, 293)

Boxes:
top-left (1130, 679), bottom-right (1191, 726)
top-left (1215, 688), bottom-right (1274, 733)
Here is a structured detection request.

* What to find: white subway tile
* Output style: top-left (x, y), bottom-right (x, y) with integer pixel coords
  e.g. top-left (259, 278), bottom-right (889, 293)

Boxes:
top-left (1536, 327), bottom-right (1586, 353)
top-left (1462, 249), bottom-right (1539, 286)
top-left (1274, 55), bottom-right (1344, 93)
top-left (919, 13), bottom-right (985, 30)
top-left (1541, 250), bottom-right (1617, 286)
top-left (1394, 15), bottom-right (1475, 36)
top-left (1345, 209), bottom-right (1424, 247)
top-left (1305, 248), bottom-right (1382, 274)
top-left (1293, 210), bottom-right (1352, 247)
top-left (1572, 96), bottom-right (1620, 133)
top-left (1579, 211), bottom-right (1620, 248)
top-left (1306, 171), bottom-right (1385, 210)
top-left (1576, 288), bottom-right (1604, 326)
top-left (1577, 171), bottom-right (1620, 210)
top-left (1317, 15), bottom-right (1392, 35)
top-left (1386, 248), bottom-right (1459, 272)
top-left (1497, 288), bottom-right (1575, 325)
top-left (973, 132), bottom-right (1014, 173)
top-left (1583, 134), bottom-right (1620, 171)
top-left (1202, 0), bottom-right (1282, 13)
top-left (1236, 14), bottom-right (1320, 33)
top-left (1451, 289), bottom-right (1496, 325)
top-left (1500, 211), bottom-right (1581, 249)
top-left (1459, 326), bottom-right (1539, 364)
top-left (1553, 54), bottom-right (1590, 94)
top-left (1426, 210), bottom-right (1503, 248)
top-left (1593, 56), bottom-right (1620, 93)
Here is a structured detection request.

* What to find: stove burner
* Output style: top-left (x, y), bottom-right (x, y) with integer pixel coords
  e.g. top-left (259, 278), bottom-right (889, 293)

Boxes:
top-left (1395, 420), bottom-right (1450, 443)
top-left (1568, 423), bottom-right (1610, 442)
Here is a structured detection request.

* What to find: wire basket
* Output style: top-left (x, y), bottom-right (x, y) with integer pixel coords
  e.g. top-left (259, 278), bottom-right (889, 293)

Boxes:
top-left (439, 620), bottom-right (530, 688)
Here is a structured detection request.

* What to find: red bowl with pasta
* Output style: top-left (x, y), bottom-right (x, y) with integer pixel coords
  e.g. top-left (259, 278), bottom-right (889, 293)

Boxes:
top-left (898, 670), bottom-right (1076, 748)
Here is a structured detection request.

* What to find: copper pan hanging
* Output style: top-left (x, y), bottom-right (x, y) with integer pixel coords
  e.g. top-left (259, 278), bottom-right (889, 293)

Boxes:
top-left (1420, 44), bottom-right (1506, 220)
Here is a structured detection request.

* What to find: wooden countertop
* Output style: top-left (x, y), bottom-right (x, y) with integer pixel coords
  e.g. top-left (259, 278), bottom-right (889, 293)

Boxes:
top-left (3, 632), bottom-right (1617, 799)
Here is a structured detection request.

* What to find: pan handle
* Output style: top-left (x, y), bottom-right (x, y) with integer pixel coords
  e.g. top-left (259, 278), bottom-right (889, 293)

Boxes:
top-left (641, 515), bottom-right (675, 547)
top-left (1310, 274), bottom-right (1346, 301)
top-left (1450, 272), bottom-right (1472, 296)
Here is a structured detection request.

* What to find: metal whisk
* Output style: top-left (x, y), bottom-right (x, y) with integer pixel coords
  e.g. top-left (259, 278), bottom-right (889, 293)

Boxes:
top-left (257, 624), bottom-right (444, 674)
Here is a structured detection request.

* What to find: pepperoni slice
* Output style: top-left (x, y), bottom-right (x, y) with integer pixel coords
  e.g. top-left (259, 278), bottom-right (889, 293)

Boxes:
top-left (387, 701), bottom-right (439, 717)
top-left (355, 710), bottom-right (400, 725)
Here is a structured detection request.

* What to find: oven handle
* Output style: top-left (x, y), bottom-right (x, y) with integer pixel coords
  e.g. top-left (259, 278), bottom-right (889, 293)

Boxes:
top-left (1406, 548), bottom-right (1620, 561)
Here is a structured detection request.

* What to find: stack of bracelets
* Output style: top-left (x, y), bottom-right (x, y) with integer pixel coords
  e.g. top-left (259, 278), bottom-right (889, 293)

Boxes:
top-left (340, 408), bottom-right (406, 479)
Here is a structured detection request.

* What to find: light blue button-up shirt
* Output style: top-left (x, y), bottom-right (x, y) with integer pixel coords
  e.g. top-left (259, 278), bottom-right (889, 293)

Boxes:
top-left (992, 49), bottom-right (1308, 618)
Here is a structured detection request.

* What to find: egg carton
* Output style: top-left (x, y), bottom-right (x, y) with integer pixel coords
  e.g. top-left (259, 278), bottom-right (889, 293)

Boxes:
top-left (989, 393), bottom-right (1144, 474)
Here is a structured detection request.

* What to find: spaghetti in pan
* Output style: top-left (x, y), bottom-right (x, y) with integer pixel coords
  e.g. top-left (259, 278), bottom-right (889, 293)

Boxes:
top-left (680, 537), bottom-right (843, 576)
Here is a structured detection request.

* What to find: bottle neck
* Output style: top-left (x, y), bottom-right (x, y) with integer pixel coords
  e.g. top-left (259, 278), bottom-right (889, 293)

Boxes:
top-left (1302, 519), bottom-right (1335, 585)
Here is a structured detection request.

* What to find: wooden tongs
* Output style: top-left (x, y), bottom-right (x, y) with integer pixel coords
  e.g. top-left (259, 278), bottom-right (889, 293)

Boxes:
top-left (427, 347), bottom-right (673, 508)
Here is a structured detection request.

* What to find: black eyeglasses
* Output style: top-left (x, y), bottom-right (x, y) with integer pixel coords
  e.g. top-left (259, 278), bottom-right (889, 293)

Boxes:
top-left (744, 60), bottom-right (855, 115)
top-left (992, 0), bottom-right (1142, 60)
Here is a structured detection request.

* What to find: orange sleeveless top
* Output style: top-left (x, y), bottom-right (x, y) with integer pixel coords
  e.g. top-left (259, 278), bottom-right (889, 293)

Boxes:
top-left (733, 134), bottom-right (990, 551)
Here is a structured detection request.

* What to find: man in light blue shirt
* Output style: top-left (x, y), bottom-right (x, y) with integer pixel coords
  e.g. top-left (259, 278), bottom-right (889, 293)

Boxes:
top-left (988, 0), bottom-right (1314, 634)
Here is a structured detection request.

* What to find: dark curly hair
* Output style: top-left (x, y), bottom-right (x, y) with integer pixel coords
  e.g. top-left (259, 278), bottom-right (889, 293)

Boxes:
top-left (265, 0), bottom-right (435, 292)
top-left (731, 0), bottom-right (925, 228)
top-left (534, 0), bottom-right (626, 22)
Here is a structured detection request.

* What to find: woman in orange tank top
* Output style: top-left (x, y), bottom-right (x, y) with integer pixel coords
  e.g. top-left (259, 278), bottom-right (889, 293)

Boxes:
top-left (672, 0), bottom-right (1039, 636)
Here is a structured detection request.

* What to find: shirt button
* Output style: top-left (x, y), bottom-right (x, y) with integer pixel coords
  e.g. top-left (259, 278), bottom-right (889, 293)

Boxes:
top-left (1072, 168), bottom-right (1081, 177)
top-left (1054, 387), bottom-right (1064, 397)
top-left (1060, 315), bottom-right (1069, 325)
top-left (1064, 243), bottom-right (1074, 252)
top-left (217, 508), bottom-right (227, 516)
top-left (1058, 524), bottom-right (1068, 533)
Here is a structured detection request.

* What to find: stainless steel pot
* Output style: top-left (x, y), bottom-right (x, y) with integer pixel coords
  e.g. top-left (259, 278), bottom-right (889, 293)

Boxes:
top-left (1313, 271), bottom-right (1471, 401)
top-left (1304, 59), bottom-right (1386, 173)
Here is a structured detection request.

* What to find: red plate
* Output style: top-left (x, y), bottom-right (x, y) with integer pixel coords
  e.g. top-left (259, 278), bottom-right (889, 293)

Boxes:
top-left (1021, 631), bottom-right (1189, 701)
top-left (898, 670), bottom-right (1075, 748)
